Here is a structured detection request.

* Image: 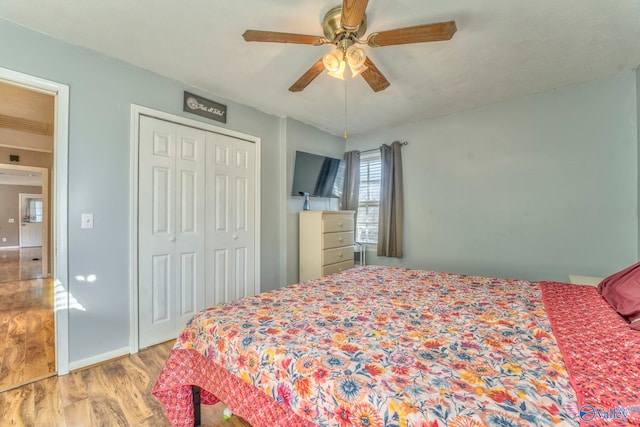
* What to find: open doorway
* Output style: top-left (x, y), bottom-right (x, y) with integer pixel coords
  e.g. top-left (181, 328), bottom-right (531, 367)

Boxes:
top-left (0, 80), bottom-right (56, 390)
top-left (0, 167), bottom-right (48, 281)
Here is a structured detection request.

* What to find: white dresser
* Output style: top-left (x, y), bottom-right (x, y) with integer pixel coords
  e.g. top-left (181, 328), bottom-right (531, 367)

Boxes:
top-left (299, 210), bottom-right (355, 282)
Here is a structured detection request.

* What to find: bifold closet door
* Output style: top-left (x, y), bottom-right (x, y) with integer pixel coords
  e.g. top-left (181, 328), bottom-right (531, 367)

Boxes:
top-left (206, 132), bottom-right (257, 307)
top-left (138, 116), bottom-right (206, 349)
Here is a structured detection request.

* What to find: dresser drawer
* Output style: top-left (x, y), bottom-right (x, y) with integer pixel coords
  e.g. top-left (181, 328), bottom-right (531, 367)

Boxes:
top-left (322, 216), bottom-right (354, 233)
top-left (322, 259), bottom-right (354, 276)
top-left (323, 246), bottom-right (354, 266)
top-left (323, 232), bottom-right (354, 250)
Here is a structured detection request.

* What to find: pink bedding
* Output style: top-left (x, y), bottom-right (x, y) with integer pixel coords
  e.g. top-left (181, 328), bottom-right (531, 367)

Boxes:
top-left (540, 282), bottom-right (640, 425)
top-left (153, 266), bottom-right (639, 426)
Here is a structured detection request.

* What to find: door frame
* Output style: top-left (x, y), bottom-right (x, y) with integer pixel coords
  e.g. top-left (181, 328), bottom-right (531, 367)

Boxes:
top-left (129, 104), bottom-right (262, 353)
top-left (0, 66), bottom-right (70, 375)
top-left (18, 192), bottom-right (44, 248)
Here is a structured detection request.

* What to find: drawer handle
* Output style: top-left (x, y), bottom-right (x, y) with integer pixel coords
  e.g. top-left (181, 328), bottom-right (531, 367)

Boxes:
top-left (338, 222), bottom-right (343, 227)
top-left (338, 237), bottom-right (343, 242)
top-left (338, 253), bottom-right (343, 258)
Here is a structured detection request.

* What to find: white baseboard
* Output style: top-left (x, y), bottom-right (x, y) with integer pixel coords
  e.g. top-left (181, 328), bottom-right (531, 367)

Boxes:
top-left (0, 246), bottom-right (20, 250)
top-left (68, 346), bottom-right (131, 372)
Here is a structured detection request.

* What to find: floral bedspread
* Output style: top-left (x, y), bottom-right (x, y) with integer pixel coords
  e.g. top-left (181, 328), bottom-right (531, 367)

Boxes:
top-left (156, 266), bottom-right (579, 426)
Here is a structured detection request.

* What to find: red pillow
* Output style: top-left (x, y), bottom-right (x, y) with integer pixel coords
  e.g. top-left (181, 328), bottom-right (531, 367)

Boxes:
top-left (598, 261), bottom-right (640, 330)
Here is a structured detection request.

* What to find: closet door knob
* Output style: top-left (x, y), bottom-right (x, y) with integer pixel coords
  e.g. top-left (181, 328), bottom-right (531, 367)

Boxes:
top-left (233, 234), bottom-right (238, 240)
top-left (169, 237), bottom-right (176, 243)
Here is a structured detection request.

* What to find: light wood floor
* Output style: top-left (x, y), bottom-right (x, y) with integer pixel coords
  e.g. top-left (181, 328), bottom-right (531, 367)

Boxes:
top-left (0, 248), bottom-right (252, 425)
top-left (1, 340), bottom-right (252, 426)
top-left (0, 247), bottom-right (43, 283)
top-left (0, 246), bottom-right (56, 392)
top-left (0, 278), bottom-right (56, 392)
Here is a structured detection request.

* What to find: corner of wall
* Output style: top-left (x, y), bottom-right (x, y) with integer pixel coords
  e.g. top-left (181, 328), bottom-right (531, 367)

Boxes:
top-left (278, 117), bottom-right (289, 287)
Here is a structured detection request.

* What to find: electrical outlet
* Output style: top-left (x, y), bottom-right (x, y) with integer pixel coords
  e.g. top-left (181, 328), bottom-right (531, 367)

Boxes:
top-left (8, 218), bottom-right (14, 223)
top-left (1, 238), bottom-right (6, 242)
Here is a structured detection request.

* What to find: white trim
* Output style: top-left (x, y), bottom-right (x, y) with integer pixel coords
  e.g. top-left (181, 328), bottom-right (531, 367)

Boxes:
top-left (254, 127), bottom-right (262, 298)
top-left (129, 104), bottom-right (262, 353)
top-left (0, 246), bottom-right (20, 250)
top-left (0, 67), bottom-right (70, 376)
top-left (129, 107), bottom-right (140, 354)
top-left (40, 169), bottom-right (49, 275)
top-left (68, 346), bottom-right (130, 372)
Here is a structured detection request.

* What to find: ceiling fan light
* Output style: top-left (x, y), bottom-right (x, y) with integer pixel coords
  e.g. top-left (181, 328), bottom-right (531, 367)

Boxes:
top-left (346, 45), bottom-right (367, 69)
top-left (350, 63), bottom-right (368, 78)
top-left (323, 49), bottom-right (343, 72)
top-left (323, 49), bottom-right (345, 79)
top-left (327, 60), bottom-right (345, 80)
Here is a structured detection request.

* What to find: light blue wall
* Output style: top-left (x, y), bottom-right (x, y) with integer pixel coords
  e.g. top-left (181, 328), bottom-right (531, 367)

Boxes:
top-left (637, 69), bottom-right (640, 259)
top-left (283, 119), bottom-right (344, 284)
top-left (0, 18), bottom-right (290, 363)
top-left (347, 72), bottom-right (638, 282)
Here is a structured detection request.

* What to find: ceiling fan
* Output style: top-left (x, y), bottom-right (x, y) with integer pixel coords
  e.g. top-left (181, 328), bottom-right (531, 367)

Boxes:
top-left (242, 0), bottom-right (456, 93)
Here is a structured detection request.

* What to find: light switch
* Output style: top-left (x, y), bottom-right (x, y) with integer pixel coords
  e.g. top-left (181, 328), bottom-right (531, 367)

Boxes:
top-left (81, 213), bottom-right (94, 229)
top-left (8, 218), bottom-right (14, 223)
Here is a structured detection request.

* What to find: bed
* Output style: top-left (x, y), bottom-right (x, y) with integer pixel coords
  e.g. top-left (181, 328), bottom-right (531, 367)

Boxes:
top-left (153, 266), bottom-right (640, 426)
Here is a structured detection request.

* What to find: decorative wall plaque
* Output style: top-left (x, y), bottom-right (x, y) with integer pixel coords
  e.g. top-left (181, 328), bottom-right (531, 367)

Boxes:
top-left (183, 91), bottom-right (227, 123)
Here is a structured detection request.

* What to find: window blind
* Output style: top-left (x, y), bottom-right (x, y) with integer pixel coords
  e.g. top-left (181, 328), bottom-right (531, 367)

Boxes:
top-left (356, 152), bottom-right (381, 243)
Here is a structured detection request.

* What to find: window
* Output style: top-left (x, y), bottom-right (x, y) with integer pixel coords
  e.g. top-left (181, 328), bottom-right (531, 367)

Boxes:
top-left (356, 152), bottom-right (381, 243)
top-left (28, 198), bottom-right (43, 223)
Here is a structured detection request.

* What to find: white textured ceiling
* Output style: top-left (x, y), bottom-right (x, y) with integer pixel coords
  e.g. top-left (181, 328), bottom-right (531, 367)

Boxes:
top-left (1, 0), bottom-right (640, 137)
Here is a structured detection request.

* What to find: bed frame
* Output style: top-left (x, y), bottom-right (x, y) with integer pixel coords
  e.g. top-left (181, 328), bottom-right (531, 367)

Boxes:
top-left (192, 385), bottom-right (201, 426)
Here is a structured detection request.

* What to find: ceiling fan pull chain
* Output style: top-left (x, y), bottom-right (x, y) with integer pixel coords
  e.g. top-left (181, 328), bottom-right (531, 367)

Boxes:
top-left (344, 77), bottom-right (348, 140)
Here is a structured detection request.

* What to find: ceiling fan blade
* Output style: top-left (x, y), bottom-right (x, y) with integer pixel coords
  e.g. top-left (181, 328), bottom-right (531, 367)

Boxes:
top-left (341, 0), bottom-right (369, 32)
top-left (243, 30), bottom-right (326, 45)
top-left (360, 58), bottom-right (390, 92)
top-left (367, 21), bottom-right (457, 47)
top-left (289, 59), bottom-right (325, 92)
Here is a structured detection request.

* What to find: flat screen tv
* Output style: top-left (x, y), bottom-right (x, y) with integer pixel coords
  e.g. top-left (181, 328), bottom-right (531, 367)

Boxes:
top-left (291, 151), bottom-right (345, 198)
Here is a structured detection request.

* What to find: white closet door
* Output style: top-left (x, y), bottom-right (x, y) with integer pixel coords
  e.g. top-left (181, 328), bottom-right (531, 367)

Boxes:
top-left (174, 123), bottom-right (206, 330)
top-left (206, 133), bottom-right (257, 307)
top-left (138, 116), bottom-right (206, 349)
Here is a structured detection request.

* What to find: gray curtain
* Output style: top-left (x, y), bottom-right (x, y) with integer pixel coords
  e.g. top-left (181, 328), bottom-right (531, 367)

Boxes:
top-left (377, 141), bottom-right (404, 258)
top-left (341, 150), bottom-right (360, 214)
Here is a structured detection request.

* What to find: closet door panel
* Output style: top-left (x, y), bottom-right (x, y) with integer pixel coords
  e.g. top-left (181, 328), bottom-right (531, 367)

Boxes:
top-left (206, 134), bottom-right (256, 307)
